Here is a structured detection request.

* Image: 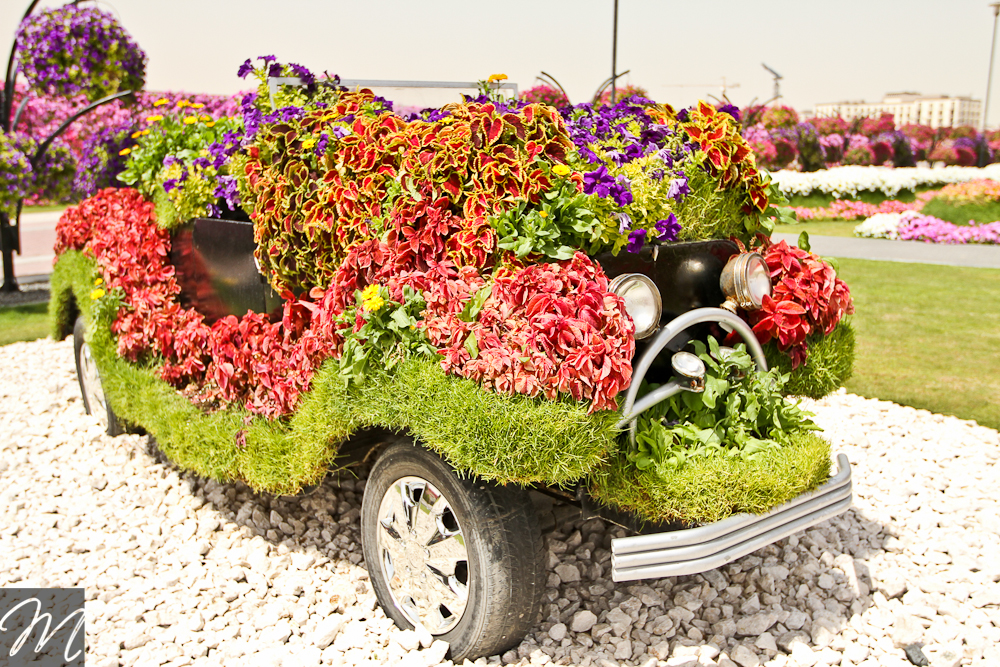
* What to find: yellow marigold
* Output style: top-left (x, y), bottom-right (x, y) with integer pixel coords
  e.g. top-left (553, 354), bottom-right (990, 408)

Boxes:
top-left (177, 100), bottom-right (190, 108)
top-left (153, 98), bottom-right (169, 107)
top-left (146, 115), bottom-right (163, 123)
top-left (552, 164), bottom-right (571, 176)
top-left (200, 114), bottom-right (212, 122)
top-left (438, 116), bottom-right (455, 125)
top-left (191, 102), bottom-right (205, 109)
top-left (90, 288), bottom-right (105, 300)
top-left (140, 129), bottom-right (150, 136)
top-left (539, 210), bottom-right (548, 218)
top-left (205, 122), bottom-right (216, 128)
top-left (487, 73), bottom-right (508, 83)
top-left (183, 117), bottom-right (197, 125)
top-left (94, 277), bottom-right (104, 285)
top-left (119, 148), bottom-right (132, 156)
top-left (130, 130), bottom-right (142, 139)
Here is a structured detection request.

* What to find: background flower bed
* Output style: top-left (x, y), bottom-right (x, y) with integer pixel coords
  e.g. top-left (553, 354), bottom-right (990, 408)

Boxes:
top-left (741, 107), bottom-right (995, 171)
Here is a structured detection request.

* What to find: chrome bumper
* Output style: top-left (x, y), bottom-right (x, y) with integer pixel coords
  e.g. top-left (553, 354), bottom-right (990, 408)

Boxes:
top-left (610, 453), bottom-right (852, 582)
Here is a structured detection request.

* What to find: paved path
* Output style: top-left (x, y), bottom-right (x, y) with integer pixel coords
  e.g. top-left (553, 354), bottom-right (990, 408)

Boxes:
top-left (772, 232), bottom-right (1000, 269)
top-left (5, 210), bottom-right (61, 280)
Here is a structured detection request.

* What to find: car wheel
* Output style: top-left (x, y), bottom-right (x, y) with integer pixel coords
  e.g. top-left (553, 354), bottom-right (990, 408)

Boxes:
top-left (361, 440), bottom-right (545, 662)
top-left (73, 316), bottom-right (123, 437)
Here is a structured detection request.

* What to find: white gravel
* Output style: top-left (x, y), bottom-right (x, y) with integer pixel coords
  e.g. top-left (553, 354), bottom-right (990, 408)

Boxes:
top-left (1, 337), bottom-right (998, 667)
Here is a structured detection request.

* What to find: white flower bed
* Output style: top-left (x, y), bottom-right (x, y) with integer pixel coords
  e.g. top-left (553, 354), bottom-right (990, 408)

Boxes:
top-left (771, 164), bottom-right (1000, 198)
top-left (852, 212), bottom-right (909, 239)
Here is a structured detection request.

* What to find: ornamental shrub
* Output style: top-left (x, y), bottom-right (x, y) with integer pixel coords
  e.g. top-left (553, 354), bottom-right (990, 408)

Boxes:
top-left (15, 5), bottom-right (146, 102)
top-left (521, 84), bottom-right (569, 108)
top-left (760, 105), bottom-right (800, 130)
top-left (27, 139), bottom-right (76, 205)
top-left (0, 131), bottom-right (34, 215)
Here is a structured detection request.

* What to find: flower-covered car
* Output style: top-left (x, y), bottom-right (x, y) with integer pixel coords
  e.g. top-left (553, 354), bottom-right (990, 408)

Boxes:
top-left (49, 60), bottom-right (856, 661)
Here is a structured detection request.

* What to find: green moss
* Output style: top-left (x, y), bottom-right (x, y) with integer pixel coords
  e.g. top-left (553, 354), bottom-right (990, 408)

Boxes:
top-left (765, 321), bottom-right (856, 399)
top-left (590, 430), bottom-right (832, 525)
top-left (919, 197), bottom-right (1000, 226)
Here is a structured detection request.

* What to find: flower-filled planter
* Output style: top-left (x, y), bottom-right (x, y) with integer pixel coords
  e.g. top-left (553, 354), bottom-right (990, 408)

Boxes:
top-left (15, 4), bottom-right (146, 102)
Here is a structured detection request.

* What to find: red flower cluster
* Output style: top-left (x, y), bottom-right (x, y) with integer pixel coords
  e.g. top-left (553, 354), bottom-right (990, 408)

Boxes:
top-left (748, 240), bottom-right (854, 368)
top-left (407, 253), bottom-right (634, 413)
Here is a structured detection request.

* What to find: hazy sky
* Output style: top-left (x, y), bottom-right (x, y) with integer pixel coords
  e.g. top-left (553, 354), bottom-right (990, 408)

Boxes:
top-left (4, 0), bottom-right (1000, 125)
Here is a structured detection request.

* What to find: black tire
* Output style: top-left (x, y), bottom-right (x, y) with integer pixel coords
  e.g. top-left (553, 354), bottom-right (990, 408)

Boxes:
top-left (361, 440), bottom-right (545, 662)
top-left (73, 316), bottom-right (123, 437)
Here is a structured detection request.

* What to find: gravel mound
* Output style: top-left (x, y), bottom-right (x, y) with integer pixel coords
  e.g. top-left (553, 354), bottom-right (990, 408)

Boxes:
top-left (1, 338), bottom-right (998, 667)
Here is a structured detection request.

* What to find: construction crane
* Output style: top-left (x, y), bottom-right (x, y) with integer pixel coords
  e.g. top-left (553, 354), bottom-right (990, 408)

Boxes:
top-left (761, 63), bottom-right (783, 103)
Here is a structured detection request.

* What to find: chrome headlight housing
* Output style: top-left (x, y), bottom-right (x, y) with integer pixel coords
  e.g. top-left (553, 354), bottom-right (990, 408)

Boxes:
top-left (720, 252), bottom-right (771, 311)
top-left (609, 273), bottom-right (662, 339)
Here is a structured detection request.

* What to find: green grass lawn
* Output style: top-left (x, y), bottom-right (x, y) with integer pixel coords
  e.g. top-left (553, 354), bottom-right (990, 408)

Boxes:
top-left (919, 197), bottom-right (1000, 225)
top-left (774, 220), bottom-right (858, 238)
top-left (786, 185), bottom-right (939, 209)
top-left (837, 258), bottom-right (1000, 430)
top-left (0, 303), bottom-right (49, 346)
top-left (23, 203), bottom-right (70, 214)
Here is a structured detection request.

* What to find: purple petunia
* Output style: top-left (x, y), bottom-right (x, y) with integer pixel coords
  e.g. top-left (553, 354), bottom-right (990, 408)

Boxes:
top-left (237, 59), bottom-right (254, 79)
top-left (616, 212), bottom-right (632, 234)
top-left (655, 213), bottom-right (681, 241)
top-left (666, 173), bottom-right (690, 202)
top-left (626, 228), bottom-right (647, 253)
top-left (582, 165), bottom-right (614, 198)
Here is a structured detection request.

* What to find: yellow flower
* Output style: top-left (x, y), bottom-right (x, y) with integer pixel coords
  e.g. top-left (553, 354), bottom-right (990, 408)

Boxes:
top-left (438, 116), bottom-right (455, 125)
top-left (183, 117), bottom-right (197, 125)
top-left (205, 122), bottom-right (216, 128)
top-left (90, 288), bottom-right (105, 300)
top-left (539, 210), bottom-right (548, 218)
top-left (94, 277), bottom-right (104, 285)
top-left (361, 284), bottom-right (385, 312)
top-left (146, 115), bottom-right (163, 123)
top-left (487, 73), bottom-right (508, 83)
top-left (200, 115), bottom-right (212, 122)
top-left (153, 98), bottom-right (169, 107)
top-left (130, 130), bottom-right (142, 139)
top-left (119, 148), bottom-right (132, 156)
top-left (301, 137), bottom-right (317, 150)
top-left (199, 149), bottom-right (209, 157)
top-left (191, 102), bottom-right (205, 109)
top-left (177, 100), bottom-right (190, 108)
top-left (141, 129), bottom-right (150, 136)
top-left (552, 164), bottom-right (571, 176)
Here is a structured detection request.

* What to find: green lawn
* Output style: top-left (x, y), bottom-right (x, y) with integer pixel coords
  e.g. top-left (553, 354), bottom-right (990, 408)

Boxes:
top-left (837, 258), bottom-right (1000, 430)
top-left (919, 197), bottom-right (1000, 226)
top-left (0, 302), bottom-right (49, 346)
top-left (786, 185), bottom-right (938, 209)
top-left (774, 221), bottom-right (858, 238)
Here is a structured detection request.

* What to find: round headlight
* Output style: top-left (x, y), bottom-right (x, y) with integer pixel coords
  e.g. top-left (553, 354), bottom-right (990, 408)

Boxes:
top-left (720, 252), bottom-right (772, 310)
top-left (609, 273), bottom-right (662, 339)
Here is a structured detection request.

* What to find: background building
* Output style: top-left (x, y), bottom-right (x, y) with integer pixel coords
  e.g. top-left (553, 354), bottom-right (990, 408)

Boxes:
top-left (814, 93), bottom-right (982, 129)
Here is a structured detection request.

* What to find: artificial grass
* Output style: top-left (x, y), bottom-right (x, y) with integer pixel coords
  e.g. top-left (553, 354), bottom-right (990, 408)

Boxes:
top-left (0, 302), bottom-right (49, 346)
top-left (589, 430), bottom-right (832, 526)
top-left (838, 258), bottom-right (1000, 430)
top-left (765, 321), bottom-right (856, 400)
top-left (919, 197), bottom-right (1000, 226)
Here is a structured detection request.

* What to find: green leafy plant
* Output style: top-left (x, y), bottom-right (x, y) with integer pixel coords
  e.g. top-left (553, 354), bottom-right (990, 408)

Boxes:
top-left (338, 284), bottom-right (440, 384)
top-left (628, 337), bottom-right (819, 471)
top-left (492, 179), bottom-right (605, 260)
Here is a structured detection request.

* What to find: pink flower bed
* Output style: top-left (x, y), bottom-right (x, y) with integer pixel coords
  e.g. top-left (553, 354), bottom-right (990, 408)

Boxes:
top-left (897, 214), bottom-right (1000, 245)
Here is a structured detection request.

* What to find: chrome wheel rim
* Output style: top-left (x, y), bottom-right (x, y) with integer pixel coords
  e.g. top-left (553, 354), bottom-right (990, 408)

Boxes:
top-left (79, 342), bottom-right (108, 429)
top-left (376, 476), bottom-right (469, 634)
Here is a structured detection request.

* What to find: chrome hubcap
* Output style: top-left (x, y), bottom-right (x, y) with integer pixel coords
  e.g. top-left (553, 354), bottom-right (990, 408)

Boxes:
top-left (79, 342), bottom-right (108, 429)
top-left (376, 476), bottom-right (469, 634)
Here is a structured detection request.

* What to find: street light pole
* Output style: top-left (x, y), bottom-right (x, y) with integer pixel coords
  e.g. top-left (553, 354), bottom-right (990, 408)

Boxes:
top-left (611, 0), bottom-right (619, 105)
top-left (983, 2), bottom-right (1000, 131)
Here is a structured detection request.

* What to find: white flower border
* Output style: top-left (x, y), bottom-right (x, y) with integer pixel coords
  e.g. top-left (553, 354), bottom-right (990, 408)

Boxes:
top-left (770, 165), bottom-right (1000, 198)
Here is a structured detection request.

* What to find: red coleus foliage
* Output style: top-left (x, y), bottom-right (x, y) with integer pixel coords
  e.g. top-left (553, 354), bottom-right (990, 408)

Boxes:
top-left (57, 188), bottom-right (635, 418)
top-left (747, 240), bottom-right (855, 368)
